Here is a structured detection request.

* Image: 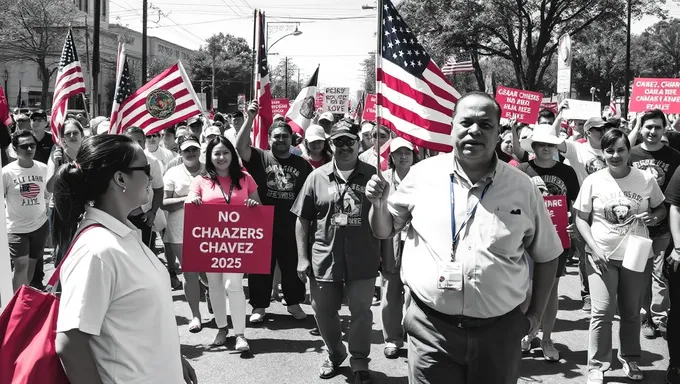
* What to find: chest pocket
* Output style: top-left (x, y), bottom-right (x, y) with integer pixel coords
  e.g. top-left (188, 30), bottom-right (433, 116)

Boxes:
top-left (488, 208), bottom-right (531, 257)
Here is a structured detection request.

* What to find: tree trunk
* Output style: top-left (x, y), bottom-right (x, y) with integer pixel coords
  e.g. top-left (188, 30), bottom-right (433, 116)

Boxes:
top-left (39, 61), bottom-right (50, 109)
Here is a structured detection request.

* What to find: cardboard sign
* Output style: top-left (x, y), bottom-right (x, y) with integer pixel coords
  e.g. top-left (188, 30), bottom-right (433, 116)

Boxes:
top-left (271, 98), bottom-right (290, 116)
top-left (182, 204), bottom-right (274, 274)
top-left (495, 86), bottom-right (542, 124)
top-left (561, 99), bottom-right (601, 121)
top-left (544, 195), bottom-right (570, 249)
top-left (629, 78), bottom-right (680, 113)
top-left (362, 94), bottom-right (377, 122)
top-left (237, 94), bottom-right (246, 112)
top-left (323, 87), bottom-right (350, 114)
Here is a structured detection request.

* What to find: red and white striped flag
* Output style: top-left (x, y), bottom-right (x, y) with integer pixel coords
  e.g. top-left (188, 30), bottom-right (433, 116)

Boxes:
top-left (376, 0), bottom-right (460, 152)
top-left (109, 42), bottom-right (133, 135)
top-left (252, 9), bottom-right (272, 149)
top-left (441, 52), bottom-right (474, 74)
top-left (609, 83), bottom-right (618, 117)
top-left (51, 28), bottom-right (86, 143)
top-left (109, 61), bottom-right (203, 135)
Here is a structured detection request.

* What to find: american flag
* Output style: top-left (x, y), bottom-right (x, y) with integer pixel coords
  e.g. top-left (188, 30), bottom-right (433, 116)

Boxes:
top-left (51, 28), bottom-right (86, 143)
top-left (109, 42), bottom-right (133, 135)
top-left (441, 51), bottom-right (475, 74)
top-left (109, 60), bottom-right (203, 136)
top-left (609, 83), bottom-right (618, 117)
top-left (376, 0), bottom-right (460, 152)
top-left (253, 9), bottom-right (272, 149)
top-left (20, 183), bottom-right (40, 199)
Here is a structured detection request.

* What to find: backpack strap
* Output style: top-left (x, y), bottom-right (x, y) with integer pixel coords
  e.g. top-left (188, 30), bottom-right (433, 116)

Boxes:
top-left (46, 224), bottom-right (104, 290)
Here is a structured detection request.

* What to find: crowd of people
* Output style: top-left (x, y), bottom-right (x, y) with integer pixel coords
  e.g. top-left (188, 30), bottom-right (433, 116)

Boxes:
top-left (2, 91), bottom-right (680, 384)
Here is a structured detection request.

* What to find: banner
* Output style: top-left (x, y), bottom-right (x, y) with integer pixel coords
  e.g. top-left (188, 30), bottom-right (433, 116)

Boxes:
top-left (315, 91), bottom-right (324, 110)
top-left (271, 98), bottom-right (290, 116)
top-left (557, 34), bottom-right (572, 94)
top-left (544, 195), bottom-right (570, 249)
top-left (629, 78), bottom-right (680, 113)
top-left (237, 93), bottom-right (246, 112)
top-left (323, 87), bottom-right (350, 113)
top-left (561, 99), bottom-right (601, 121)
top-left (362, 94), bottom-right (377, 122)
top-left (540, 102), bottom-right (558, 114)
top-left (495, 85), bottom-right (542, 124)
top-left (182, 204), bottom-right (274, 273)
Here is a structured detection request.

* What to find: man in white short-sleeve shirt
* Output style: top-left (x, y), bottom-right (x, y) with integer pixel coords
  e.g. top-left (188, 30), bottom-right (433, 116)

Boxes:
top-left (57, 207), bottom-right (184, 384)
top-left (557, 117), bottom-right (610, 185)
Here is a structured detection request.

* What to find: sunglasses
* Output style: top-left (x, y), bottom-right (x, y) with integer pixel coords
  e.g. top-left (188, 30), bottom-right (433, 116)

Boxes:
top-left (123, 164), bottom-right (151, 177)
top-left (332, 138), bottom-right (357, 148)
top-left (17, 143), bottom-right (36, 150)
top-left (146, 133), bottom-right (160, 139)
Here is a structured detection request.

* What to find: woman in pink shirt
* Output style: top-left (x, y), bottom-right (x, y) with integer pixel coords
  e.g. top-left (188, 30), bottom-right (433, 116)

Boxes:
top-left (187, 136), bottom-right (260, 352)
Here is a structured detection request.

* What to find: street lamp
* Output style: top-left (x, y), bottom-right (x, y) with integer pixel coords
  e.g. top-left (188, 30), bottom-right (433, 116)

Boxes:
top-left (267, 26), bottom-right (302, 51)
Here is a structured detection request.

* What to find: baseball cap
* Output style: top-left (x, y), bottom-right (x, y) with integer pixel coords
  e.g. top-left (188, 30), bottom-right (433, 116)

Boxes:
top-left (30, 110), bottom-right (47, 120)
top-left (96, 120), bottom-right (110, 135)
top-left (187, 115), bottom-right (203, 126)
top-left (273, 113), bottom-right (285, 122)
top-left (305, 125), bottom-right (327, 142)
top-left (203, 125), bottom-right (221, 138)
top-left (330, 119), bottom-right (359, 139)
top-left (178, 134), bottom-right (201, 151)
top-left (390, 137), bottom-right (414, 153)
top-left (584, 117), bottom-right (606, 131)
top-left (360, 121), bottom-right (375, 135)
top-left (319, 112), bottom-right (334, 123)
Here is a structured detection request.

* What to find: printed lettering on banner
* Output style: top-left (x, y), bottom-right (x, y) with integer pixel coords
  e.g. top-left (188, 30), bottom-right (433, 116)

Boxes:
top-left (182, 204), bottom-right (274, 273)
top-left (323, 87), bottom-right (350, 114)
top-left (362, 94), bottom-right (377, 122)
top-left (630, 78), bottom-right (680, 113)
top-left (495, 85), bottom-right (542, 124)
top-left (540, 102), bottom-right (558, 114)
top-left (543, 195), bottom-right (570, 249)
top-left (271, 98), bottom-right (290, 116)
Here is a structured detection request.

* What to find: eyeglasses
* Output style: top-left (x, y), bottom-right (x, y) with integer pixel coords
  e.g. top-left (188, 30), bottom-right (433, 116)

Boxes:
top-left (17, 143), bottom-right (36, 150)
top-left (123, 164), bottom-right (151, 177)
top-left (332, 138), bottom-right (357, 148)
top-left (146, 133), bottom-right (160, 139)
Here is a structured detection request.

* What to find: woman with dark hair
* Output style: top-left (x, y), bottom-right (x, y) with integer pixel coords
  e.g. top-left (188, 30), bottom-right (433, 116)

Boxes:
top-left (53, 135), bottom-right (196, 384)
top-left (161, 134), bottom-right (204, 330)
top-left (574, 129), bottom-right (666, 384)
top-left (301, 124), bottom-right (332, 168)
top-left (188, 135), bottom-right (261, 351)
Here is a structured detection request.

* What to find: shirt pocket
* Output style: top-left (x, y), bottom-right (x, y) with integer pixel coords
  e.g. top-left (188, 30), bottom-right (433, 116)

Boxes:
top-left (488, 208), bottom-right (530, 257)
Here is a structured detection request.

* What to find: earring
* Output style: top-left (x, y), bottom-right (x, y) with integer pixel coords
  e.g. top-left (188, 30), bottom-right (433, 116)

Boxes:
top-left (122, 187), bottom-right (127, 193)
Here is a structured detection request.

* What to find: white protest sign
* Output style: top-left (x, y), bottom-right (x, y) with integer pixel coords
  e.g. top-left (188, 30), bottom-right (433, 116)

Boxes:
top-left (323, 87), bottom-right (350, 114)
top-left (557, 34), bottom-right (572, 94)
top-left (561, 99), bottom-right (601, 121)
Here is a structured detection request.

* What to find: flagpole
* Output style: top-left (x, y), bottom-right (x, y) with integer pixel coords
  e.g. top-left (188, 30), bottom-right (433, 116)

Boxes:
top-left (250, 9), bottom-right (257, 101)
top-left (375, 0), bottom-right (383, 175)
top-left (81, 93), bottom-right (90, 122)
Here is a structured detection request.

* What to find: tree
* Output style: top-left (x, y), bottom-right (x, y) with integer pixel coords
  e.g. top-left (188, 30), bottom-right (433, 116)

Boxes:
top-left (360, 54), bottom-right (376, 94)
top-left (397, 0), bottom-right (665, 93)
top-left (632, 19), bottom-right (680, 78)
top-left (0, 0), bottom-right (78, 108)
top-left (189, 33), bottom-right (252, 112)
top-left (270, 57), bottom-right (300, 99)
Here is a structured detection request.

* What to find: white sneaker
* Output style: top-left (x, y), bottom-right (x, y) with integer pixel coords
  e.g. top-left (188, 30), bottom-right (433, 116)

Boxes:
top-left (586, 370), bottom-right (603, 384)
top-left (249, 308), bottom-right (266, 323)
top-left (287, 304), bottom-right (307, 320)
top-left (540, 339), bottom-right (560, 361)
top-left (235, 335), bottom-right (250, 352)
top-left (521, 335), bottom-right (533, 352)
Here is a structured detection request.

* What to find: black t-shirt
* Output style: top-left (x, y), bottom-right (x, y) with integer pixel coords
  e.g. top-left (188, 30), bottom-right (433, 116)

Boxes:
top-left (517, 160), bottom-right (580, 209)
top-left (630, 144), bottom-right (680, 236)
top-left (34, 132), bottom-right (54, 164)
top-left (665, 166), bottom-right (680, 207)
top-left (243, 147), bottom-right (313, 241)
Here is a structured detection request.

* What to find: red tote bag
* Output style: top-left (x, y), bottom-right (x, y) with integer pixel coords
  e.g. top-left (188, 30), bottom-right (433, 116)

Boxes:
top-left (0, 224), bottom-right (102, 384)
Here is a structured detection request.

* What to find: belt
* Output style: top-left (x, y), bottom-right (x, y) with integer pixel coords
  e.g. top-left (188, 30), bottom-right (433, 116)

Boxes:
top-left (411, 293), bottom-right (505, 329)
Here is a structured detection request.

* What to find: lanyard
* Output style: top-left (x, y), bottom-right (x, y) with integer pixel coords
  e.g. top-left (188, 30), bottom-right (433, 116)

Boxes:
top-left (217, 179), bottom-right (235, 204)
top-left (333, 165), bottom-right (353, 212)
top-left (450, 174), bottom-right (491, 260)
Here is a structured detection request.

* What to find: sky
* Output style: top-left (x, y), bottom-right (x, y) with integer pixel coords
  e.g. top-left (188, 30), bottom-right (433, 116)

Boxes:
top-left (109, 0), bottom-right (379, 97)
top-left (109, 0), bottom-right (679, 98)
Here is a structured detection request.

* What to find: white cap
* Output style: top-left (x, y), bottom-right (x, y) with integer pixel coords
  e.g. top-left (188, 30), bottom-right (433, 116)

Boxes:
top-left (97, 120), bottom-right (110, 135)
top-left (319, 112), bottom-right (334, 122)
top-left (360, 122), bottom-right (374, 135)
top-left (203, 125), bottom-right (221, 138)
top-left (179, 138), bottom-right (201, 151)
top-left (520, 124), bottom-right (565, 153)
top-left (390, 137), bottom-right (414, 153)
top-left (305, 125), bottom-right (327, 142)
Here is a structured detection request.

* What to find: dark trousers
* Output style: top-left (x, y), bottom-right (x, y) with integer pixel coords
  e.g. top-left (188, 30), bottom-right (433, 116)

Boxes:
top-left (405, 294), bottom-right (529, 384)
top-left (30, 257), bottom-right (44, 287)
top-left (668, 245), bottom-right (680, 368)
top-left (575, 237), bottom-right (590, 299)
top-left (128, 212), bottom-right (153, 247)
top-left (249, 240), bottom-right (306, 309)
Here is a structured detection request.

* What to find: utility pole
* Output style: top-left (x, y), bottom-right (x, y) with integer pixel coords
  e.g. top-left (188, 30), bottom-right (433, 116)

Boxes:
top-left (142, 0), bottom-right (148, 83)
top-left (284, 56), bottom-right (288, 99)
top-left (297, 68), bottom-right (300, 97)
top-left (624, 0), bottom-right (632, 118)
top-left (211, 56), bottom-right (216, 110)
top-left (93, 0), bottom-right (101, 116)
top-left (84, 16), bottom-right (91, 116)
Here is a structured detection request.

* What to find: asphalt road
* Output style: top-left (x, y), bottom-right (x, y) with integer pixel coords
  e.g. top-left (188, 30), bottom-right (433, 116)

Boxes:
top-left (44, 258), bottom-right (670, 384)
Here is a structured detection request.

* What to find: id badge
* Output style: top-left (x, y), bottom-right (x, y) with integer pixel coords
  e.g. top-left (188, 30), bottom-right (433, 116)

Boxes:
top-left (437, 261), bottom-right (464, 291)
top-left (332, 213), bottom-right (348, 227)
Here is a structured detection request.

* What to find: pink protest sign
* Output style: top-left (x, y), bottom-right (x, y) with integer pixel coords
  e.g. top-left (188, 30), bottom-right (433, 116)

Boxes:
top-left (495, 85), bottom-right (542, 124)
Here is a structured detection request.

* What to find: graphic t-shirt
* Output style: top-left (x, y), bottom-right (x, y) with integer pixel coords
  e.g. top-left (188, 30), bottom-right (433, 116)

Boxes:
top-left (574, 168), bottom-right (665, 260)
top-left (629, 144), bottom-right (680, 236)
top-left (562, 140), bottom-right (605, 185)
top-left (243, 147), bottom-right (313, 241)
top-left (3, 161), bottom-right (48, 233)
top-left (517, 160), bottom-right (580, 209)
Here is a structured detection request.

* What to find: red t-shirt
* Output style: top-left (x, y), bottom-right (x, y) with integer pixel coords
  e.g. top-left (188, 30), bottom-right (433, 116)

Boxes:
top-left (189, 173), bottom-right (258, 205)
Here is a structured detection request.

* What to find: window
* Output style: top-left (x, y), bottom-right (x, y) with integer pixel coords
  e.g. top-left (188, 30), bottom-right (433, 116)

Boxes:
top-left (102, 0), bottom-right (106, 16)
top-left (175, 49), bottom-right (179, 58)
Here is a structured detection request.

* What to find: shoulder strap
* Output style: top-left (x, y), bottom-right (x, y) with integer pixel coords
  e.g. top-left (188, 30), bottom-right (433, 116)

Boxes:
top-left (46, 224), bottom-right (105, 289)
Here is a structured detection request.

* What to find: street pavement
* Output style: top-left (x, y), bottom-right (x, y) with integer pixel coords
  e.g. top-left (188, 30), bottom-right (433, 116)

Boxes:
top-left (44, 259), bottom-right (670, 384)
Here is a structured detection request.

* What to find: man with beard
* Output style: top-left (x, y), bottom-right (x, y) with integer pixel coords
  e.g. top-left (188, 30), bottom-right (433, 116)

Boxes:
top-left (628, 109), bottom-right (680, 340)
top-left (292, 118), bottom-right (380, 384)
top-left (236, 101), bottom-right (314, 323)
